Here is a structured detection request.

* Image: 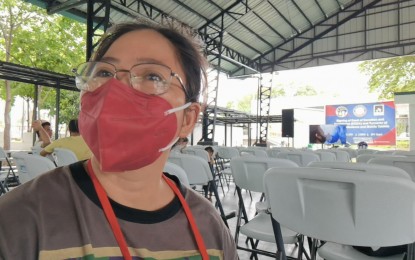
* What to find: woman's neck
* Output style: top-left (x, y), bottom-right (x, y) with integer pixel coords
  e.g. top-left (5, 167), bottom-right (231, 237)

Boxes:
top-left (87, 152), bottom-right (175, 211)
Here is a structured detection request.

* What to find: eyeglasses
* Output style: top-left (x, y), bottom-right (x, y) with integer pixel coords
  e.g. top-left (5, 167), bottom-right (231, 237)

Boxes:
top-left (72, 61), bottom-right (189, 98)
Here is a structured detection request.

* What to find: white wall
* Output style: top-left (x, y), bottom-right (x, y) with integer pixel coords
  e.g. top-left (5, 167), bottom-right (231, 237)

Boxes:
top-left (395, 92), bottom-right (414, 150)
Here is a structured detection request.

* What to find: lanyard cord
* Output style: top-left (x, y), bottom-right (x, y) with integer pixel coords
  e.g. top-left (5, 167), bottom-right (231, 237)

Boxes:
top-left (87, 160), bottom-right (209, 260)
top-left (162, 174), bottom-right (209, 260)
top-left (88, 160), bottom-right (132, 260)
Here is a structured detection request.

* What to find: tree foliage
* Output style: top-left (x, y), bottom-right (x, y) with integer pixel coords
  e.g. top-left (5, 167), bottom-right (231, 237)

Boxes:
top-left (294, 85), bottom-right (318, 96)
top-left (0, 0), bottom-right (86, 137)
top-left (359, 56), bottom-right (415, 99)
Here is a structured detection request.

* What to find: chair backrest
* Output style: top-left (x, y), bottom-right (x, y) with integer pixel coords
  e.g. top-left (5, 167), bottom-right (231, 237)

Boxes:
top-left (264, 167), bottom-right (415, 247)
top-left (308, 161), bottom-right (411, 180)
top-left (276, 151), bottom-right (320, 166)
top-left (216, 146), bottom-right (240, 160)
top-left (31, 146), bottom-right (42, 155)
top-left (12, 152), bottom-right (56, 184)
top-left (337, 147), bottom-right (358, 159)
top-left (368, 156), bottom-right (415, 182)
top-left (393, 150), bottom-right (415, 156)
top-left (230, 156), bottom-right (298, 192)
top-left (356, 148), bottom-right (378, 156)
top-left (168, 153), bottom-right (212, 185)
top-left (181, 147), bottom-right (210, 162)
top-left (375, 150), bottom-right (396, 155)
top-left (53, 148), bottom-right (78, 166)
top-left (266, 147), bottom-right (295, 158)
top-left (313, 151), bottom-right (336, 162)
top-left (239, 148), bottom-right (268, 157)
top-left (163, 162), bottom-right (189, 186)
top-left (327, 149), bottom-right (351, 162)
top-left (356, 154), bottom-right (404, 163)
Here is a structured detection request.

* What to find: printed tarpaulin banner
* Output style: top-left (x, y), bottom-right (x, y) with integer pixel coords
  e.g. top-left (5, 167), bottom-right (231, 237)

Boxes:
top-left (326, 101), bottom-right (396, 145)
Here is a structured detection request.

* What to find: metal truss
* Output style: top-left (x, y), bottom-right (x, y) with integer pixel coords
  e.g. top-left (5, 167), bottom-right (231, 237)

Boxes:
top-left (257, 76), bottom-right (272, 145)
top-left (252, 0), bottom-right (385, 73)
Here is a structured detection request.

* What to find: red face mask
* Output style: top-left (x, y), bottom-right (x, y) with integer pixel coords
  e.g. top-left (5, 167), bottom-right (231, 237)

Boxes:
top-left (79, 78), bottom-right (190, 172)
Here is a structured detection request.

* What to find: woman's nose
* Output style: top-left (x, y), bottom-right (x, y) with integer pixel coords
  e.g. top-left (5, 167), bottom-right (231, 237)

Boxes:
top-left (115, 71), bottom-right (131, 86)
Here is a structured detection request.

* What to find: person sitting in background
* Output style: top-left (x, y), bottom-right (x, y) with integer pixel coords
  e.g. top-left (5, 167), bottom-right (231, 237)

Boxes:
top-left (40, 119), bottom-right (92, 161)
top-left (32, 120), bottom-right (53, 148)
top-left (171, 137), bottom-right (189, 153)
top-left (203, 146), bottom-right (215, 200)
top-left (358, 141), bottom-right (368, 149)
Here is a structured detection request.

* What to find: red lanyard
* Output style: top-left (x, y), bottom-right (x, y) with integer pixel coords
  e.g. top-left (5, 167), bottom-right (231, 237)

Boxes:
top-left (87, 160), bottom-right (209, 260)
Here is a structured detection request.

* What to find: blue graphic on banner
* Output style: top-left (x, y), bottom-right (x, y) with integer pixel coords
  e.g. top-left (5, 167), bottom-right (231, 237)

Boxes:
top-left (325, 101), bottom-right (396, 145)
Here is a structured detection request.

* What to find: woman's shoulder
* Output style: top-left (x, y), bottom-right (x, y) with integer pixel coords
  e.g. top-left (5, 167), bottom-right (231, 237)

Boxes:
top-left (0, 166), bottom-right (74, 210)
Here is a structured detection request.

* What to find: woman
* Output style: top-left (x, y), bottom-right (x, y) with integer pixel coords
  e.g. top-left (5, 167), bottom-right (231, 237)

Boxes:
top-left (0, 21), bottom-right (238, 259)
top-left (32, 119), bottom-right (53, 148)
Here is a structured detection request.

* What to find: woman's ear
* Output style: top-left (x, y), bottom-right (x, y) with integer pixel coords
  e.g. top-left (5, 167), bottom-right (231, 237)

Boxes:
top-left (179, 103), bottom-right (201, 137)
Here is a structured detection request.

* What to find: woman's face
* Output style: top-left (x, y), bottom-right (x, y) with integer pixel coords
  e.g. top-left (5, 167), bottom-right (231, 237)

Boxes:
top-left (101, 29), bottom-right (187, 106)
top-left (43, 125), bottom-right (53, 137)
top-left (100, 29), bottom-right (189, 134)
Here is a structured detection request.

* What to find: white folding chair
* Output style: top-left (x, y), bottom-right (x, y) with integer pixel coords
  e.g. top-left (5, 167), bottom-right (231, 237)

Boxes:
top-left (181, 147), bottom-right (210, 161)
top-left (0, 146), bottom-right (19, 191)
top-left (368, 156), bottom-right (415, 182)
top-left (216, 146), bottom-right (240, 188)
top-left (337, 147), bottom-right (358, 159)
top-left (276, 151), bottom-right (320, 166)
top-left (356, 149), bottom-right (379, 156)
top-left (326, 149), bottom-right (351, 162)
top-left (163, 161), bottom-right (189, 187)
top-left (313, 151), bottom-right (336, 162)
top-left (182, 147), bottom-right (225, 196)
top-left (230, 156), bottom-right (304, 259)
top-left (53, 148), bottom-right (79, 166)
top-left (168, 153), bottom-right (233, 227)
top-left (12, 152), bottom-right (56, 184)
top-left (393, 150), bottom-right (415, 156)
top-left (356, 154), bottom-right (404, 163)
top-left (374, 150), bottom-right (396, 155)
top-left (264, 167), bottom-right (415, 260)
top-left (308, 161), bottom-right (411, 180)
top-left (266, 147), bottom-right (295, 158)
top-left (239, 148), bottom-right (268, 157)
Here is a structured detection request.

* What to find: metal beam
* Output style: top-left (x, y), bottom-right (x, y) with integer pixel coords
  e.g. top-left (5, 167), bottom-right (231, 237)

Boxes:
top-left (256, 0), bottom-right (383, 71)
top-left (47, 0), bottom-right (87, 15)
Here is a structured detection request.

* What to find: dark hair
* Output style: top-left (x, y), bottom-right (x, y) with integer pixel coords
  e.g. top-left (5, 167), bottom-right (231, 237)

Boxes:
top-left (91, 21), bottom-right (207, 103)
top-left (204, 146), bottom-right (214, 153)
top-left (68, 119), bottom-right (79, 133)
top-left (36, 121), bottom-right (51, 138)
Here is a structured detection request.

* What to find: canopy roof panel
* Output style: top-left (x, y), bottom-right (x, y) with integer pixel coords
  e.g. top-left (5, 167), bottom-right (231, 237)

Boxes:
top-left (25, 0), bottom-right (415, 77)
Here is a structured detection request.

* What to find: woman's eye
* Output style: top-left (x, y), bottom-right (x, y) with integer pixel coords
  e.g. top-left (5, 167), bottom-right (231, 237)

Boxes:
top-left (94, 69), bottom-right (114, 78)
top-left (145, 73), bottom-right (163, 82)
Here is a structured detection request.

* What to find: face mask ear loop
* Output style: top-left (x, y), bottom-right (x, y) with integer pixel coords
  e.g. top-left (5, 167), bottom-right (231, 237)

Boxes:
top-left (159, 137), bottom-right (180, 152)
top-left (164, 102), bottom-right (191, 116)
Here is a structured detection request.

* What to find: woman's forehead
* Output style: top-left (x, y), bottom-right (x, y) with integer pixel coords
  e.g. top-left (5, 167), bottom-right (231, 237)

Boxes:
top-left (105, 30), bottom-right (181, 69)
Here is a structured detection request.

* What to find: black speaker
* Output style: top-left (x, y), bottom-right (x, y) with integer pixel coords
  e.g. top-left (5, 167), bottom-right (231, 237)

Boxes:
top-left (281, 109), bottom-right (294, 138)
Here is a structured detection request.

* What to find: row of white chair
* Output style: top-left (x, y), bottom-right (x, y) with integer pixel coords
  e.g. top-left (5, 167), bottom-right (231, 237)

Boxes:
top-left (228, 154), bottom-right (415, 260)
top-left (0, 148), bottom-right (79, 190)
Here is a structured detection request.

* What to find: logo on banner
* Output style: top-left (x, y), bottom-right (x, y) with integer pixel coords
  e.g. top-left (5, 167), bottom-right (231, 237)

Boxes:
top-left (373, 104), bottom-right (384, 116)
top-left (336, 106), bottom-right (348, 117)
top-left (353, 105), bottom-right (367, 117)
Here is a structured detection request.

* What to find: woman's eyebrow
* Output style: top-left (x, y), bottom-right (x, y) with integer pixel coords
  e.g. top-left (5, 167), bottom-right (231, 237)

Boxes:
top-left (99, 57), bottom-right (119, 63)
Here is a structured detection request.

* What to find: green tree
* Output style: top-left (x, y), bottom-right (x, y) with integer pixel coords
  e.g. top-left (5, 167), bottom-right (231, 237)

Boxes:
top-left (294, 85), bottom-right (318, 96)
top-left (237, 93), bottom-right (256, 113)
top-left (0, 0), bottom-right (40, 149)
top-left (0, 0), bottom-right (86, 148)
top-left (270, 84), bottom-right (286, 97)
top-left (359, 56), bottom-right (415, 100)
